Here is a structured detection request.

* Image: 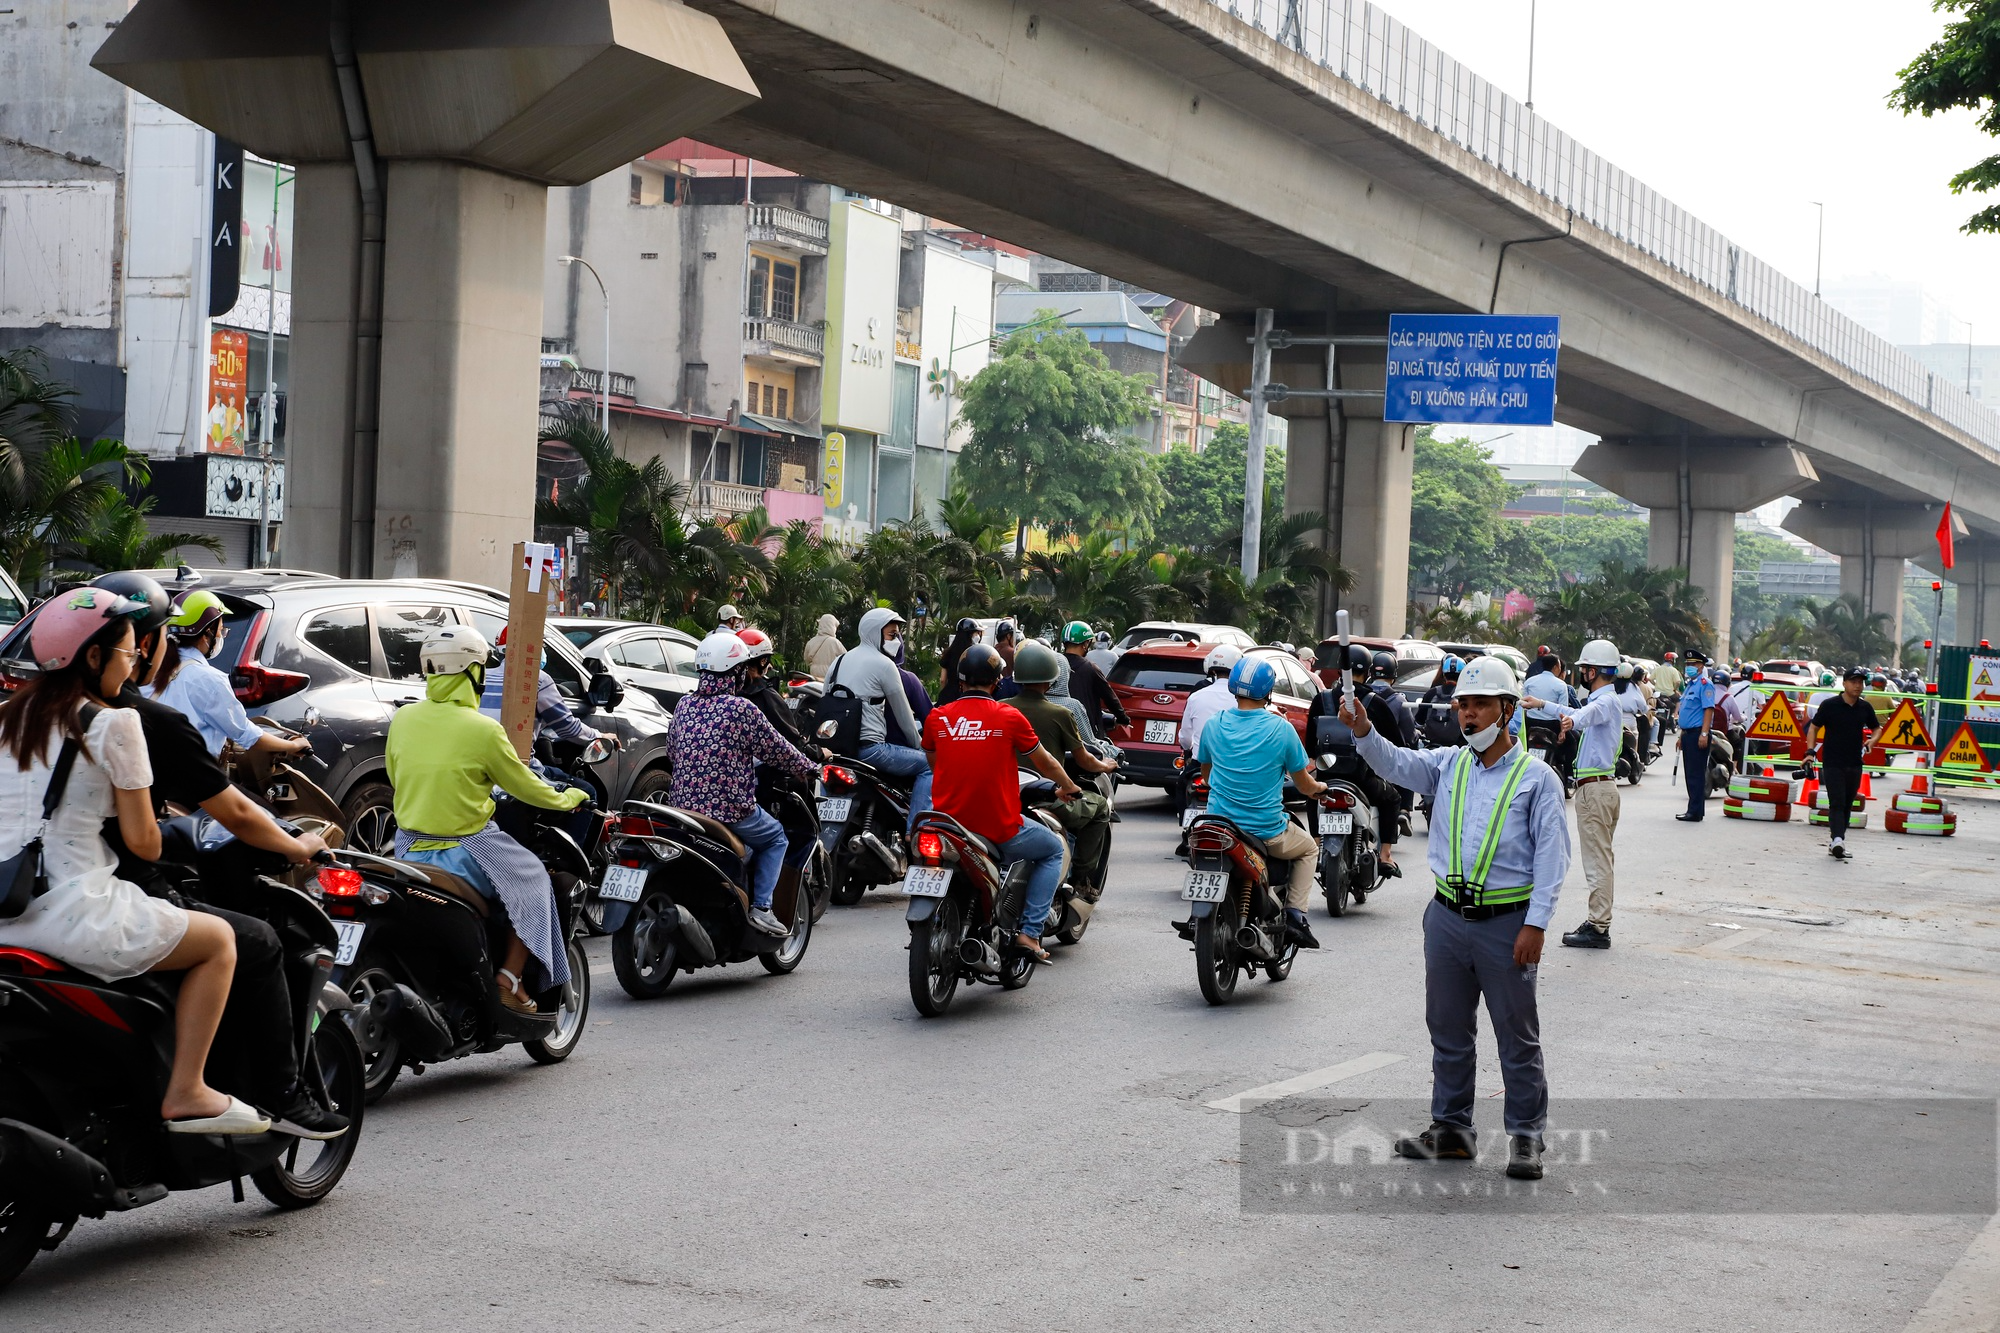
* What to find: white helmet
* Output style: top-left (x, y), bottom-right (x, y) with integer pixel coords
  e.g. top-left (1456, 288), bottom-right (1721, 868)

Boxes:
top-left (420, 624), bottom-right (490, 678)
top-left (695, 630), bottom-right (749, 673)
top-left (1577, 638), bottom-right (1621, 668)
top-left (717, 603), bottom-right (743, 624)
top-left (1455, 654), bottom-right (1522, 699)
top-left (1202, 643), bottom-right (1244, 676)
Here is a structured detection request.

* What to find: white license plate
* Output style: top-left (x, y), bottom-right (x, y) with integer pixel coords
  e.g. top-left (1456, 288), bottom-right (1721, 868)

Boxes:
top-left (1144, 719), bottom-right (1178, 745)
top-left (600, 863), bottom-right (649, 903)
top-left (1318, 810), bottom-right (1353, 835)
top-left (1181, 803), bottom-right (1206, 828)
top-left (1530, 748), bottom-right (1548, 762)
top-left (817, 797), bottom-right (852, 823)
top-left (902, 866), bottom-right (952, 897)
top-left (1182, 869), bottom-right (1231, 902)
top-left (332, 921), bottom-right (365, 967)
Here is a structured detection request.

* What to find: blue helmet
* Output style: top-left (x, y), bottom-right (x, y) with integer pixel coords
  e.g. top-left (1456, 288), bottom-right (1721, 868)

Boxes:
top-left (1227, 654), bottom-right (1277, 701)
top-left (1440, 654), bottom-right (1466, 677)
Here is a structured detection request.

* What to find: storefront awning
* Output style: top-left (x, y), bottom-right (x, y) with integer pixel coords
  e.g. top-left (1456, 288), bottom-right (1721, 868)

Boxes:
top-left (740, 412), bottom-right (821, 440)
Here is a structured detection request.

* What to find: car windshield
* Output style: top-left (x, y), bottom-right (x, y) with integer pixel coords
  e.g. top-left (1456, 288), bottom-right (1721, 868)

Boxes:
top-left (560, 626), bottom-right (601, 648)
top-left (1763, 661), bottom-right (1808, 674)
top-left (1109, 655), bottom-right (1207, 693)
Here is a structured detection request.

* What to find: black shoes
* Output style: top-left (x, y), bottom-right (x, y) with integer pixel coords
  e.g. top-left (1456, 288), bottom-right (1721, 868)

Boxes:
top-left (1394, 1121), bottom-right (1476, 1161)
top-left (1674, 813), bottom-right (1702, 822)
top-left (1284, 908), bottom-right (1321, 950)
top-left (1561, 921), bottom-right (1610, 949)
top-left (1507, 1135), bottom-right (1544, 1180)
top-left (268, 1090), bottom-right (350, 1141)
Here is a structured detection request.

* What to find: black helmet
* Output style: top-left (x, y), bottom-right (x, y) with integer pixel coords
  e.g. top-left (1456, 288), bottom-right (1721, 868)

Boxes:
top-left (955, 617), bottom-right (978, 635)
top-left (992, 620), bottom-right (1017, 645)
top-left (90, 571), bottom-right (171, 635)
top-left (957, 642), bottom-right (1005, 686)
top-left (1369, 650), bottom-right (1396, 680)
top-left (1344, 643), bottom-right (1371, 671)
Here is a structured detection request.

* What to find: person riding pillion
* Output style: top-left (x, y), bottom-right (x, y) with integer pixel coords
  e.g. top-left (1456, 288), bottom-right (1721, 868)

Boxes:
top-left (1196, 653), bottom-right (1329, 950)
top-left (1305, 645), bottom-right (1408, 876)
top-left (667, 631), bottom-right (821, 936)
top-left (1522, 638), bottom-right (1625, 949)
top-left (146, 590), bottom-right (312, 763)
top-left (826, 607), bottom-right (933, 826)
top-left (385, 625), bottom-right (591, 1014)
top-left (1010, 642), bottom-right (1119, 903)
top-left (1340, 655), bottom-right (1571, 1182)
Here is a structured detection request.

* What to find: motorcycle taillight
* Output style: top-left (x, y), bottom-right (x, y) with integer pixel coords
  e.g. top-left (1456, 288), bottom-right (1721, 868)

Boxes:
top-left (1323, 791), bottom-right (1354, 810)
top-left (318, 867), bottom-right (363, 897)
top-left (915, 830), bottom-right (944, 864)
top-left (822, 765), bottom-right (858, 790)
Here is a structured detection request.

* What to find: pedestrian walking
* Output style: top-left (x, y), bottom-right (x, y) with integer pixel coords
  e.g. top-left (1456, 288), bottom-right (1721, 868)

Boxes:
top-left (803, 613), bottom-right (844, 680)
top-left (1674, 648), bottom-right (1724, 822)
top-left (1523, 639), bottom-right (1624, 949)
top-left (1809, 667), bottom-right (1878, 860)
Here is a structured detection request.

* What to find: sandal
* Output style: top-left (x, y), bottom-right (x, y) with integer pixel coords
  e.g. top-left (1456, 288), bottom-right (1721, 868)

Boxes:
top-left (1014, 938), bottom-right (1054, 965)
top-left (166, 1095), bottom-right (271, 1136)
top-left (496, 968), bottom-right (539, 1015)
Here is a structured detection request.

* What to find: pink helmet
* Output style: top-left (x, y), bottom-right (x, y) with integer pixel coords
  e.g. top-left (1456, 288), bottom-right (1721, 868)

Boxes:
top-left (30, 587), bottom-right (149, 671)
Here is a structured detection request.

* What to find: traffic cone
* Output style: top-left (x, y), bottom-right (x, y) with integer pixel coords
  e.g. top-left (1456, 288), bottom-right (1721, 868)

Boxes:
top-left (1859, 771), bottom-right (1874, 801)
top-left (1910, 770), bottom-right (1930, 796)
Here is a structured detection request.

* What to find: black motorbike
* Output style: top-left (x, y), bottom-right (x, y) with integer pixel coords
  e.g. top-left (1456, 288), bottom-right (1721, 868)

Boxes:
top-left (1308, 716), bottom-right (1380, 918)
top-left (593, 787), bottom-right (823, 998)
top-left (1616, 727), bottom-right (1644, 785)
top-left (1525, 718), bottom-right (1574, 795)
top-left (329, 768), bottom-right (601, 1103)
top-left (1173, 810), bottom-right (1302, 1005)
top-left (0, 819), bottom-right (366, 1290)
top-left (817, 757), bottom-right (915, 906)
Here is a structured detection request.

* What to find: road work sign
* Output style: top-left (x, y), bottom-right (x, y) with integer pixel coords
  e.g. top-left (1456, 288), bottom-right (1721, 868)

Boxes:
top-left (1873, 698), bottom-right (1934, 753)
top-left (1384, 314), bottom-right (1560, 426)
top-left (1938, 721), bottom-right (1993, 772)
top-left (1746, 690), bottom-right (1806, 747)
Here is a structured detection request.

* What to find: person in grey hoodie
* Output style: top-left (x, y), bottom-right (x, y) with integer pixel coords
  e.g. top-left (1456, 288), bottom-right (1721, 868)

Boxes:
top-left (827, 607), bottom-right (932, 826)
top-left (803, 613), bottom-right (844, 680)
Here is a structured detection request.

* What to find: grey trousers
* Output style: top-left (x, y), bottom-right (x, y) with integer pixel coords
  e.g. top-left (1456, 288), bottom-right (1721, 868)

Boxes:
top-left (1423, 898), bottom-right (1547, 1136)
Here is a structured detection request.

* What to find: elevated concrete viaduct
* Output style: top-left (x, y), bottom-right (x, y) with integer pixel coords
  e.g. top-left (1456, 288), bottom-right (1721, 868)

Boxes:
top-left (683, 0), bottom-right (2000, 647)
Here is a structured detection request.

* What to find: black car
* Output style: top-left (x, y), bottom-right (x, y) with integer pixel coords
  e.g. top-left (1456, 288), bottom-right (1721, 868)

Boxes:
top-left (0, 571), bottom-right (673, 854)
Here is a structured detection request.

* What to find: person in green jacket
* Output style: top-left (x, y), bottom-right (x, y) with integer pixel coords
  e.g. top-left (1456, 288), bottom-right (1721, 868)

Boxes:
top-left (386, 625), bottom-right (589, 1014)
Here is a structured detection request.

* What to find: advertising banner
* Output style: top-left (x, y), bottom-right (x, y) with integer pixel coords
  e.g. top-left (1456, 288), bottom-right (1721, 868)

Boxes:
top-left (205, 327), bottom-right (248, 454)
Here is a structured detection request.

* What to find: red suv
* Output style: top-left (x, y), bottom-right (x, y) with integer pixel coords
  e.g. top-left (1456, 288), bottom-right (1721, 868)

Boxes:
top-left (1107, 644), bottom-right (1319, 787)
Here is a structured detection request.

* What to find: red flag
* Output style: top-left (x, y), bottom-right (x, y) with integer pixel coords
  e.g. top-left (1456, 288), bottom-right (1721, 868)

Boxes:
top-left (1939, 502), bottom-right (1957, 571)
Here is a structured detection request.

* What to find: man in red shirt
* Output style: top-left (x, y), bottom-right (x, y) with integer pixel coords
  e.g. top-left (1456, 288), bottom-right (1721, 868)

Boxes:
top-left (923, 643), bottom-right (1082, 962)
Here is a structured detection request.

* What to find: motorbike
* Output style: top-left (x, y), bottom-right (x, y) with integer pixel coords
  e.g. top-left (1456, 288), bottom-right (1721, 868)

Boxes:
top-left (592, 784), bottom-right (824, 999)
top-left (0, 816), bottom-right (366, 1290)
top-left (1616, 727), bottom-right (1644, 785)
top-left (817, 757), bottom-right (916, 906)
top-left (1524, 718), bottom-right (1574, 796)
top-left (1705, 727), bottom-right (1739, 797)
top-left (1308, 716), bottom-right (1380, 918)
top-left (1172, 809), bottom-right (1303, 1006)
top-left (902, 795), bottom-right (1083, 1017)
top-left (328, 745), bottom-right (605, 1103)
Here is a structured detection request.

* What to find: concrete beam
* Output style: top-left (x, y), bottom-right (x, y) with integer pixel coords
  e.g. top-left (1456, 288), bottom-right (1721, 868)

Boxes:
top-left (1782, 499), bottom-right (1958, 649)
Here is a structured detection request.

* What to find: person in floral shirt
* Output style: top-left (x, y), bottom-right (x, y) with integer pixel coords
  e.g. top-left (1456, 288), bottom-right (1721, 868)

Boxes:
top-left (667, 632), bottom-right (819, 935)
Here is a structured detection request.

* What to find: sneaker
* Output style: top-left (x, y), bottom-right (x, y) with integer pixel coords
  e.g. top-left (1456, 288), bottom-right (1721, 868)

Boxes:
top-left (1394, 1121), bottom-right (1475, 1161)
top-left (1561, 921), bottom-right (1611, 949)
top-left (749, 906), bottom-right (789, 936)
top-left (269, 1091), bottom-right (351, 1141)
top-left (1829, 843), bottom-right (1850, 861)
top-left (1506, 1135), bottom-right (1545, 1180)
top-left (1284, 908), bottom-right (1321, 950)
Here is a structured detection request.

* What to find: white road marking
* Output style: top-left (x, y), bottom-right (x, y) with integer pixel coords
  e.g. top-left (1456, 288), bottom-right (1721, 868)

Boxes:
top-left (1205, 1051), bottom-right (1406, 1113)
top-left (1698, 926), bottom-right (1772, 955)
top-left (1902, 1209), bottom-right (2000, 1332)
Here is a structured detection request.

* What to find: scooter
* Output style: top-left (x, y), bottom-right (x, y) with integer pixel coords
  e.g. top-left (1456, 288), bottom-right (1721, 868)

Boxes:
top-left (817, 757), bottom-right (915, 905)
top-left (328, 752), bottom-right (603, 1103)
top-left (1172, 809), bottom-right (1303, 1006)
top-left (593, 789), bottom-right (822, 999)
top-left (1308, 715), bottom-right (1380, 918)
top-left (0, 819), bottom-right (365, 1290)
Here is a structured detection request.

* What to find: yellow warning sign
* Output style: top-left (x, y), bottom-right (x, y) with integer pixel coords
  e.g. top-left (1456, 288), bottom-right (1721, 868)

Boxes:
top-left (1874, 698), bottom-right (1934, 753)
top-left (1938, 721), bottom-right (1993, 771)
top-left (1747, 690), bottom-right (1805, 741)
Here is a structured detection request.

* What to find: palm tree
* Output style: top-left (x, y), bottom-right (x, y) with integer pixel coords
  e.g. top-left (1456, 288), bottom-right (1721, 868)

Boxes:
top-left (1007, 530), bottom-right (1163, 634)
top-left (59, 494), bottom-right (223, 576)
top-left (1, 435), bottom-right (155, 592)
top-left (750, 521), bottom-right (853, 665)
top-left (1796, 594), bottom-right (1895, 667)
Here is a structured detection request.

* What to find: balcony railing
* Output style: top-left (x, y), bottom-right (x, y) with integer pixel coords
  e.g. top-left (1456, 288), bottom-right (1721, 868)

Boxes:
top-left (747, 204), bottom-right (830, 254)
top-left (571, 367), bottom-right (636, 400)
top-left (744, 317), bottom-right (824, 364)
top-left (689, 479), bottom-right (768, 519)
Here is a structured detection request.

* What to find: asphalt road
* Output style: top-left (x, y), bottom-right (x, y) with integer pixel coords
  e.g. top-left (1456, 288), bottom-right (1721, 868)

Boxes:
top-left (7, 760), bottom-right (1999, 1332)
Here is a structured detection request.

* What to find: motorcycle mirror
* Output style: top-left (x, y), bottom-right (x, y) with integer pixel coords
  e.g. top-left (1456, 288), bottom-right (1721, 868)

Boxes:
top-left (582, 737), bottom-right (612, 765)
top-left (816, 719), bottom-right (839, 740)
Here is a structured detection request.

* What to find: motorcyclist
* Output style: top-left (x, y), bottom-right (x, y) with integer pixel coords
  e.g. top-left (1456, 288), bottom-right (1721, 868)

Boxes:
top-left (1306, 645), bottom-right (1408, 876)
top-left (667, 631), bottom-right (821, 937)
top-left (938, 618), bottom-right (982, 705)
top-left (1010, 643), bottom-right (1118, 902)
top-left (1364, 649), bottom-right (1419, 746)
top-left (1199, 654), bottom-right (1328, 948)
top-left (479, 625), bottom-right (612, 755)
top-left (90, 573), bottom-right (346, 1139)
top-left (825, 607), bottom-right (932, 827)
top-left (145, 590), bottom-right (311, 763)
top-left (1181, 644), bottom-right (1243, 764)
top-left (1060, 621), bottom-right (1130, 737)
top-left (736, 628), bottom-right (824, 760)
top-left (883, 625), bottom-right (935, 750)
top-left (1086, 630), bottom-right (1119, 676)
top-left (717, 603), bottom-right (747, 633)
top-left (1418, 655), bottom-right (1465, 744)
top-left (386, 625), bottom-right (591, 1013)
top-left (922, 643), bottom-right (1082, 963)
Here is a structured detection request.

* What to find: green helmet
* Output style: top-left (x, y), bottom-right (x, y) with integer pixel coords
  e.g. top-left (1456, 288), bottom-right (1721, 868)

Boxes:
top-left (1014, 641), bottom-right (1063, 686)
top-left (1062, 620), bottom-right (1093, 646)
top-left (168, 589), bottom-right (227, 639)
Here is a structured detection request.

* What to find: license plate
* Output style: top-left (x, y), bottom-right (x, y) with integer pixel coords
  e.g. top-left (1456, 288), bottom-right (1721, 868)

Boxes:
top-left (332, 921), bottom-right (365, 967)
top-left (1181, 803), bottom-right (1205, 828)
top-left (600, 863), bottom-right (649, 903)
top-left (1530, 748), bottom-right (1548, 762)
top-left (1144, 719), bottom-right (1178, 744)
top-left (1318, 810), bottom-right (1352, 835)
top-left (902, 866), bottom-right (952, 897)
top-left (1182, 870), bottom-right (1231, 902)
top-left (817, 797), bottom-right (852, 823)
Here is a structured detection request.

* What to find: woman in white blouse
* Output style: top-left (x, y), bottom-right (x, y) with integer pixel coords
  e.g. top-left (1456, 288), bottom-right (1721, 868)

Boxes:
top-left (0, 589), bottom-right (266, 1136)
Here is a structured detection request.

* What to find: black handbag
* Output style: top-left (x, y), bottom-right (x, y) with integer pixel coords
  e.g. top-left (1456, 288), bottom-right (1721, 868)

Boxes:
top-left (0, 714), bottom-right (94, 919)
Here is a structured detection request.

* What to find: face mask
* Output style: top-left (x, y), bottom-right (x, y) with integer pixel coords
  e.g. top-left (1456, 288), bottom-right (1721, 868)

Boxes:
top-left (1466, 720), bottom-right (1502, 751)
top-left (1684, 666), bottom-right (1698, 680)
top-left (205, 636), bottom-right (230, 661)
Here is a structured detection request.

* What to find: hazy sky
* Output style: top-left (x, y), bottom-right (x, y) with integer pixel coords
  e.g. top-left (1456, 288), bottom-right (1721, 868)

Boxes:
top-left (1370, 0), bottom-right (2000, 344)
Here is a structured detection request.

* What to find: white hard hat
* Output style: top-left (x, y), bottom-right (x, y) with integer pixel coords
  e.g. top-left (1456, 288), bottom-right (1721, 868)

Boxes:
top-left (1455, 654), bottom-right (1522, 699)
top-left (1203, 643), bottom-right (1245, 675)
top-left (696, 630), bottom-right (749, 673)
top-left (419, 624), bottom-right (490, 678)
top-left (1577, 638), bottom-right (1621, 668)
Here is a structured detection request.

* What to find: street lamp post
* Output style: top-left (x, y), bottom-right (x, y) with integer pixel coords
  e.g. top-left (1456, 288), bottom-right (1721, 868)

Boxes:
top-left (1525, 0), bottom-right (1537, 110)
top-left (1811, 202), bottom-right (1824, 298)
top-left (257, 160), bottom-right (293, 568)
top-left (560, 255), bottom-right (611, 435)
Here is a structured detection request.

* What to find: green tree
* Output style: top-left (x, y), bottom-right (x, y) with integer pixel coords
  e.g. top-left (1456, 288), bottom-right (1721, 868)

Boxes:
top-left (1796, 594), bottom-right (1897, 666)
top-left (954, 317), bottom-right (1165, 550)
top-left (1892, 1), bottom-right (2000, 233)
top-left (1407, 427), bottom-right (1512, 595)
top-left (1149, 422), bottom-right (1285, 554)
top-left (59, 494), bottom-right (223, 577)
top-left (748, 520), bottom-right (854, 667)
top-left (1517, 514), bottom-right (1648, 588)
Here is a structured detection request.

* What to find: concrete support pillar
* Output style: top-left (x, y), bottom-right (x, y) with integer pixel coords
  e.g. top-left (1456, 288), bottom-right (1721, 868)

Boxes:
top-left (1838, 557), bottom-right (1909, 649)
top-left (1335, 418), bottom-right (1413, 638)
top-left (1941, 539), bottom-right (2000, 646)
top-left (1574, 441), bottom-right (1818, 658)
top-left (284, 163), bottom-right (361, 576)
top-left (1782, 500), bottom-right (1953, 656)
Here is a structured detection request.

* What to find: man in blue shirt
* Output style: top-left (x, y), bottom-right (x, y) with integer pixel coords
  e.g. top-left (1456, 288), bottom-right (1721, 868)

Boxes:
top-left (1197, 655), bottom-right (1328, 948)
top-left (1523, 639), bottom-right (1626, 949)
top-left (1675, 648), bottom-right (1724, 821)
top-left (1343, 655), bottom-right (1571, 1181)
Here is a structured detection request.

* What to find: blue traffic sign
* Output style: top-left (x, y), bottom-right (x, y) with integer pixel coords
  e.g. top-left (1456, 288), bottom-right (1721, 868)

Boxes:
top-left (1384, 314), bottom-right (1560, 426)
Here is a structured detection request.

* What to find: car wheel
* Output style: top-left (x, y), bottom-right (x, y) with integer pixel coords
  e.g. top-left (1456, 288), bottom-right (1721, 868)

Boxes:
top-left (342, 780), bottom-right (398, 856)
top-left (624, 766), bottom-right (671, 806)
